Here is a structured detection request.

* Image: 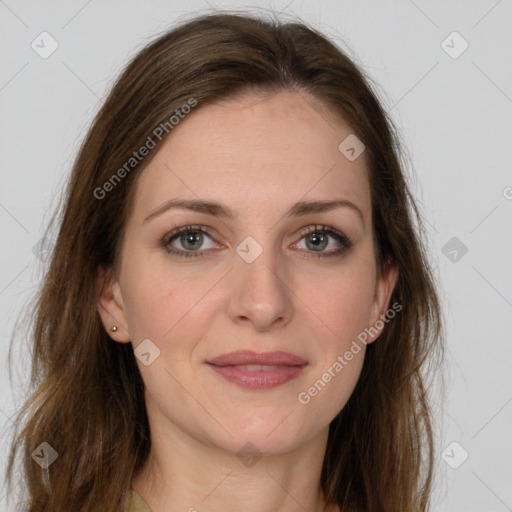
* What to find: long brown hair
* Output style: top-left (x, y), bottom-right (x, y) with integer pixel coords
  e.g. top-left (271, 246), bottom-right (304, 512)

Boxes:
top-left (5, 11), bottom-right (444, 511)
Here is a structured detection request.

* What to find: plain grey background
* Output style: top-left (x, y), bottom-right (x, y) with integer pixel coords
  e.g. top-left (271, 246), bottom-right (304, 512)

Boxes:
top-left (1, 1), bottom-right (511, 510)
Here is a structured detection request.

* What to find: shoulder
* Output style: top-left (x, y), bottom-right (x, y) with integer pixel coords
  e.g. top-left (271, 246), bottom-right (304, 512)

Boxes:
top-left (125, 489), bottom-right (152, 512)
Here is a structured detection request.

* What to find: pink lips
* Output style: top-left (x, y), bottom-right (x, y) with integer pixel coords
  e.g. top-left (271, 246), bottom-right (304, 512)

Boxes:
top-left (206, 350), bottom-right (308, 390)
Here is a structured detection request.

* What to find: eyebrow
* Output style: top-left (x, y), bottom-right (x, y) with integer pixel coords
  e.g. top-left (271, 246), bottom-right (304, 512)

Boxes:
top-left (143, 198), bottom-right (364, 224)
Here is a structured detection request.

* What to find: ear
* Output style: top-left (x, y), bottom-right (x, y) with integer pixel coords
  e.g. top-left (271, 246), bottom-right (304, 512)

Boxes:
top-left (366, 259), bottom-right (399, 344)
top-left (96, 265), bottom-right (131, 343)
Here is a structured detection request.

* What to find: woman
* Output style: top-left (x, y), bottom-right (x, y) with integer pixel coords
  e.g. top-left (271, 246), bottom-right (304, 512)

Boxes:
top-left (5, 11), bottom-right (444, 512)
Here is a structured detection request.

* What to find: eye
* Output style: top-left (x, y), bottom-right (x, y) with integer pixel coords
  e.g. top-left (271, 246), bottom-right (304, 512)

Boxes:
top-left (162, 224), bottom-right (353, 259)
top-left (292, 224), bottom-right (353, 258)
top-left (162, 225), bottom-right (217, 258)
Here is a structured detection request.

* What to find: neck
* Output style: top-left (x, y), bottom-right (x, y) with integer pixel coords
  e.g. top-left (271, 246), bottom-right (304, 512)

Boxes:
top-left (131, 408), bottom-right (339, 512)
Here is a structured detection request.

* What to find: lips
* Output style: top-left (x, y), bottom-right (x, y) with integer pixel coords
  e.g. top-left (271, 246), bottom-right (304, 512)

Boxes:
top-left (206, 350), bottom-right (308, 367)
top-left (206, 350), bottom-right (308, 390)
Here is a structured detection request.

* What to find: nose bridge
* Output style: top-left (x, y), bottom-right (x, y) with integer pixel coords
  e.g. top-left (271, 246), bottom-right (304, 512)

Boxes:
top-left (227, 230), bottom-right (293, 328)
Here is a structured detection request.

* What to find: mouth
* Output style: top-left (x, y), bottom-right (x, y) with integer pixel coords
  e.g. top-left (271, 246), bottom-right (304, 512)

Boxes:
top-left (206, 350), bottom-right (308, 390)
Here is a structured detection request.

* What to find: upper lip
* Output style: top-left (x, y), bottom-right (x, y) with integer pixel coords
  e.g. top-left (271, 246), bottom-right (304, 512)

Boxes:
top-left (207, 350), bottom-right (308, 367)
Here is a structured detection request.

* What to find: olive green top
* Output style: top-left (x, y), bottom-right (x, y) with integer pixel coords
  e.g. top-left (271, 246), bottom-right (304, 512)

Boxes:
top-left (126, 489), bottom-right (151, 511)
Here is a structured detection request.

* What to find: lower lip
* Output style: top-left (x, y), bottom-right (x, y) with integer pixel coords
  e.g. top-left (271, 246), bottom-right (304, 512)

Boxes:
top-left (206, 363), bottom-right (307, 390)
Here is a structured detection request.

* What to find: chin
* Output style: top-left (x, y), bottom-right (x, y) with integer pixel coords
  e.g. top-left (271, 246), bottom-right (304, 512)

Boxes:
top-left (214, 410), bottom-right (318, 456)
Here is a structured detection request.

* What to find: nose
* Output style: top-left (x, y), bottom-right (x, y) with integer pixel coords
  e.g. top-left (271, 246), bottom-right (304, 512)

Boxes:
top-left (226, 238), bottom-right (294, 332)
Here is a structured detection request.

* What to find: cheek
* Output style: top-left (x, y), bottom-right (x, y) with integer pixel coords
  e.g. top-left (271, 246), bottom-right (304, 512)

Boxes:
top-left (299, 261), bottom-right (375, 413)
top-left (296, 341), bottom-right (365, 424)
top-left (121, 256), bottom-right (219, 349)
top-left (328, 351), bottom-right (365, 412)
top-left (118, 280), bottom-right (174, 349)
top-left (303, 264), bottom-right (376, 345)
top-left (120, 247), bottom-right (173, 326)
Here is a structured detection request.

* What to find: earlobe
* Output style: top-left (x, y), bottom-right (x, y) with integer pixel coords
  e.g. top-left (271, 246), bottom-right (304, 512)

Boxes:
top-left (96, 265), bottom-right (131, 343)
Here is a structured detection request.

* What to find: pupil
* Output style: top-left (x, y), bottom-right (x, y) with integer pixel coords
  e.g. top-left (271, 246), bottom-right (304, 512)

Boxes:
top-left (308, 233), bottom-right (326, 251)
top-left (183, 231), bottom-right (202, 250)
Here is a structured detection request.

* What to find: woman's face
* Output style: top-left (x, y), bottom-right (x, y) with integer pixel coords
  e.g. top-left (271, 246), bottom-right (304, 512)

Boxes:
top-left (98, 90), bottom-right (397, 457)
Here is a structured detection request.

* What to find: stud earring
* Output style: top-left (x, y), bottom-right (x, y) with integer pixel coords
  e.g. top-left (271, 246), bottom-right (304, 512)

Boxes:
top-left (110, 326), bottom-right (118, 332)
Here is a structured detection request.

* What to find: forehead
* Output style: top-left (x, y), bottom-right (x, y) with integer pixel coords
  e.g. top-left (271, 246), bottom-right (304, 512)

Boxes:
top-left (129, 90), bottom-right (370, 223)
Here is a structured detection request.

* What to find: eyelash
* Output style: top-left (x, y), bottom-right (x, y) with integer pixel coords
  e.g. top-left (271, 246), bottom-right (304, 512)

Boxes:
top-left (162, 224), bottom-right (353, 259)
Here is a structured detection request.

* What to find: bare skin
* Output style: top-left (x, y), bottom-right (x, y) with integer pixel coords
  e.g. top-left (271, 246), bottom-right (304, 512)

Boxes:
top-left (97, 90), bottom-right (398, 512)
